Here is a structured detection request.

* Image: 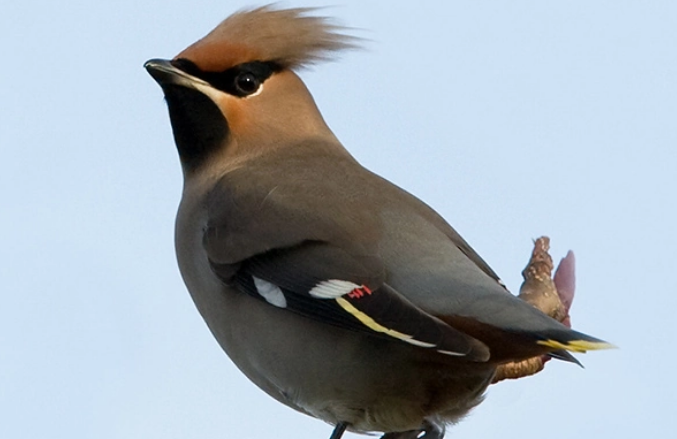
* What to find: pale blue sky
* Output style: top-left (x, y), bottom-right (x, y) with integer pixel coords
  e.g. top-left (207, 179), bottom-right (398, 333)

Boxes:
top-left (2, 1), bottom-right (675, 438)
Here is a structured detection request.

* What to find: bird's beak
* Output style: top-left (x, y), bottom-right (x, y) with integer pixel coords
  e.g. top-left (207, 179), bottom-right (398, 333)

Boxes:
top-left (144, 58), bottom-right (210, 89)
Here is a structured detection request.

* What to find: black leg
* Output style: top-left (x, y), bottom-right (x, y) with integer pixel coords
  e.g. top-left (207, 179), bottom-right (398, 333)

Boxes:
top-left (380, 420), bottom-right (445, 439)
top-left (329, 422), bottom-right (349, 439)
top-left (380, 431), bottom-right (421, 439)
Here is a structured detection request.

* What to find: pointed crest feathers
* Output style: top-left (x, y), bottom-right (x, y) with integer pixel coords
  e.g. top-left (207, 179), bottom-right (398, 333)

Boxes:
top-left (176, 5), bottom-right (362, 72)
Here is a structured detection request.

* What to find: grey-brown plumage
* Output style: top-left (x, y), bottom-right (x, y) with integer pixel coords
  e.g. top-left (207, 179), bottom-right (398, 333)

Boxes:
top-left (145, 6), bottom-right (611, 439)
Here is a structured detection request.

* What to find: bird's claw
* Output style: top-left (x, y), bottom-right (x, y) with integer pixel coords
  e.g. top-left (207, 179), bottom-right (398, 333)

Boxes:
top-left (380, 420), bottom-right (445, 439)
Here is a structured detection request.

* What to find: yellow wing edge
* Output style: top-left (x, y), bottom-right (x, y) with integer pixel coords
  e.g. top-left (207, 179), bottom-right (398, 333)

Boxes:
top-left (537, 339), bottom-right (617, 353)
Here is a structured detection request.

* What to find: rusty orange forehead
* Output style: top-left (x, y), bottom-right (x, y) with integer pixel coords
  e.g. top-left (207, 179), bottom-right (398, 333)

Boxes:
top-left (175, 40), bottom-right (260, 72)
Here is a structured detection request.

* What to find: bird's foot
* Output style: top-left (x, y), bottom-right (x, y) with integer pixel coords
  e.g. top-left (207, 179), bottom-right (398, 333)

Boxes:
top-left (380, 420), bottom-right (445, 439)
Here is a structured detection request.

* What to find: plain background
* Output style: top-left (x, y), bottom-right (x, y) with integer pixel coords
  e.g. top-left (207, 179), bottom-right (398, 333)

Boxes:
top-left (2, 1), bottom-right (675, 438)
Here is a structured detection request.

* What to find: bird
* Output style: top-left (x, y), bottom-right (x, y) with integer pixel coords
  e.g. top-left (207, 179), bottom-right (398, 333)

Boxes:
top-left (144, 6), bottom-right (612, 439)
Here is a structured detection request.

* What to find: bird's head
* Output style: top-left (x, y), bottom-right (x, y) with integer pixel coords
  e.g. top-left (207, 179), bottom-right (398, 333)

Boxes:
top-left (145, 6), bottom-right (359, 174)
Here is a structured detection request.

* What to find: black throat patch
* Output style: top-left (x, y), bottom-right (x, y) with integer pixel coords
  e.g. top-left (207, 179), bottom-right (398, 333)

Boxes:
top-left (162, 84), bottom-right (229, 170)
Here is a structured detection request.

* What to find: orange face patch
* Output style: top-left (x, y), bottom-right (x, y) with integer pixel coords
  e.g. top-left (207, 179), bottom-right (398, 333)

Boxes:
top-left (209, 89), bottom-right (260, 143)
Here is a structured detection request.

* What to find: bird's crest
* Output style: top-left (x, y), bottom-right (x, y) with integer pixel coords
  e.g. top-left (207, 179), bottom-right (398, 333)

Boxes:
top-left (176, 5), bottom-right (360, 73)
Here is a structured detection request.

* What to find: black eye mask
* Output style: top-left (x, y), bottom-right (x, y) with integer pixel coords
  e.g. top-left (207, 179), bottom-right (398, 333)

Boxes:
top-left (171, 58), bottom-right (281, 97)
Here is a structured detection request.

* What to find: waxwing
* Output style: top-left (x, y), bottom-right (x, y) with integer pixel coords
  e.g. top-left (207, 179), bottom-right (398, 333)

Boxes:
top-left (145, 6), bottom-right (611, 439)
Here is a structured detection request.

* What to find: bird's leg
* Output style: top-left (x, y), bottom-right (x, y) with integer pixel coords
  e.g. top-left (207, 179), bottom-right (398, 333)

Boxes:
top-left (329, 422), bottom-right (349, 439)
top-left (380, 420), bottom-right (445, 439)
top-left (492, 237), bottom-right (575, 383)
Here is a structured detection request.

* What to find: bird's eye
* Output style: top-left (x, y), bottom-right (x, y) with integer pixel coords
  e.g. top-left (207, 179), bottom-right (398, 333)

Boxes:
top-left (235, 72), bottom-right (261, 95)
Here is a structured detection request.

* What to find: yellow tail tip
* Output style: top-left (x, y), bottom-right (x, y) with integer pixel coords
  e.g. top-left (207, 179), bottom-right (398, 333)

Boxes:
top-left (537, 339), bottom-right (617, 353)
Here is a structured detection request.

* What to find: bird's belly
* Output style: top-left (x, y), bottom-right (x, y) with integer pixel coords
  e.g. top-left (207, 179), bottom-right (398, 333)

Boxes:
top-left (175, 206), bottom-right (494, 433)
top-left (180, 263), bottom-right (492, 431)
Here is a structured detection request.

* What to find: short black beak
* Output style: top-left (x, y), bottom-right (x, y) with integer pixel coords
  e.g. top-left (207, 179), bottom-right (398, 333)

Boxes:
top-left (144, 58), bottom-right (211, 89)
top-left (144, 58), bottom-right (183, 85)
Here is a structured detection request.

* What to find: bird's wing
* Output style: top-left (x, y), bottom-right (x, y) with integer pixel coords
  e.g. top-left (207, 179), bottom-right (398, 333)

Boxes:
top-left (202, 148), bottom-right (608, 363)
top-left (231, 243), bottom-right (490, 361)
top-left (437, 222), bottom-right (505, 287)
top-left (202, 152), bottom-right (489, 361)
top-left (361, 174), bottom-right (613, 362)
